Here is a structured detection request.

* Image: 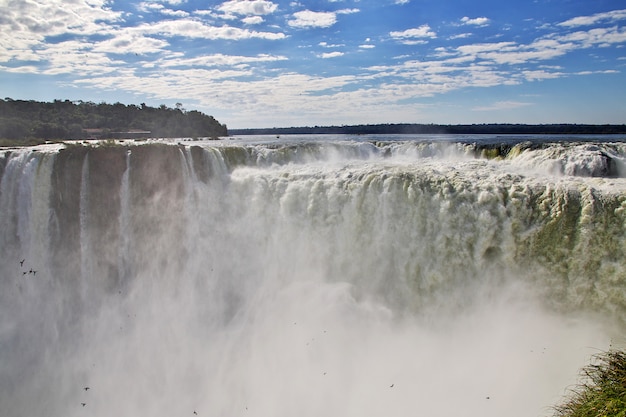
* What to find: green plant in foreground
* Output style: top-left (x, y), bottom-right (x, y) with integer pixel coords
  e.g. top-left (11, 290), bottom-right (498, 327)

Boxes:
top-left (553, 350), bottom-right (626, 417)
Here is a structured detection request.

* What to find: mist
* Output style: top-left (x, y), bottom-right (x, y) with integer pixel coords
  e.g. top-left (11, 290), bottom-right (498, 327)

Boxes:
top-left (0, 140), bottom-right (622, 417)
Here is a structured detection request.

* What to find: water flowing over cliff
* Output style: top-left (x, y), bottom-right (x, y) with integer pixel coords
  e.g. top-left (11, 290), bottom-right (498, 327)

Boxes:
top-left (1, 136), bottom-right (625, 417)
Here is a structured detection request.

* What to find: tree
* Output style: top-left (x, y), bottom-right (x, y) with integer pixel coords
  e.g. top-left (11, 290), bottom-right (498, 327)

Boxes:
top-left (0, 98), bottom-right (228, 142)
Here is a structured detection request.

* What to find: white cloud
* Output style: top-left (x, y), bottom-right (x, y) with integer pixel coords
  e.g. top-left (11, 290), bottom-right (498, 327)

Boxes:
top-left (359, 44), bottom-right (375, 49)
top-left (242, 16), bottom-right (264, 24)
top-left (522, 69), bottom-right (564, 81)
top-left (192, 9), bottom-right (218, 18)
top-left (137, 2), bottom-right (165, 13)
top-left (73, 70), bottom-right (363, 126)
top-left (453, 38), bottom-right (576, 65)
top-left (0, 0), bottom-right (121, 39)
top-left (320, 51), bottom-right (344, 58)
top-left (361, 20), bottom-right (626, 99)
top-left (288, 10), bottom-right (338, 28)
top-left (337, 8), bottom-right (360, 15)
top-left (161, 9), bottom-right (190, 17)
top-left (0, 65), bottom-right (40, 74)
top-left (36, 40), bottom-right (125, 76)
top-left (390, 25), bottom-right (437, 40)
top-left (217, 0), bottom-right (278, 16)
top-left (395, 0), bottom-right (410, 4)
top-left (558, 9), bottom-right (626, 27)
top-left (93, 34), bottom-right (170, 55)
top-left (449, 33), bottom-right (472, 40)
top-left (575, 69), bottom-right (619, 75)
top-left (157, 53), bottom-right (288, 68)
top-left (319, 42), bottom-right (345, 48)
top-left (138, 0), bottom-right (187, 9)
top-left (0, 0), bottom-right (121, 63)
top-left (455, 42), bottom-right (516, 55)
top-left (135, 18), bottom-right (286, 40)
top-left (461, 17), bottom-right (490, 27)
top-left (556, 26), bottom-right (626, 49)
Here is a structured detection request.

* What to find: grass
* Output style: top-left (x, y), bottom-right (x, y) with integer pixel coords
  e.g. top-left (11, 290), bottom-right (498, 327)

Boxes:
top-left (553, 350), bottom-right (626, 417)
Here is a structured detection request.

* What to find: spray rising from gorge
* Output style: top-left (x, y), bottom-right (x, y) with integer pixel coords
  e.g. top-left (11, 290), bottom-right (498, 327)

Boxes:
top-left (1, 136), bottom-right (625, 417)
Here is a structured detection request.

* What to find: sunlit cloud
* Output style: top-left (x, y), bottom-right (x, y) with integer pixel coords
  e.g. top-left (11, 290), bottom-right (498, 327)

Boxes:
top-left (558, 9), bottom-right (626, 27)
top-left (337, 8), bottom-right (360, 15)
top-left (0, 65), bottom-right (40, 74)
top-left (216, 0), bottom-right (278, 16)
top-left (242, 16), bottom-right (264, 25)
top-left (449, 33), bottom-right (472, 40)
top-left (135, 18), bottom-right (286, 40)
top-left (137, 2), bottom-right (166, 13)
top-left (320, 51), bottom-right (344, 58)
top-left (288, 10), bottom-right (339, 28)
top-left (319, 42), bottom-right (345, 48)
top-left (461, 16), bottom-right (490, 27)
top-left (157, 0), bottom-right (187, 5)
top-left (390, 25), bottom-right (437, 42)
top-left (0, 0), bottom-right (121, 41)
top-left (93, 34), bottom-right (170, 55)
top-left (161, 9), bottom-right (190, 17)
top-left (522, 69), bottom-right (564, 81)
top-left (156, 53), bottom-right (288, 68)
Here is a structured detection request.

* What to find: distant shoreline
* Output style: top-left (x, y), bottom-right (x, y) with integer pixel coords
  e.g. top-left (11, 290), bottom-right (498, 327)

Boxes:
top-left (229, 123), bottom-right (626, 136)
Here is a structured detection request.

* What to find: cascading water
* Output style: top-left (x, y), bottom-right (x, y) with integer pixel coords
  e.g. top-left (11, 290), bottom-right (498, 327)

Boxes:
top-left (1, 136), bottom-right (625, 417)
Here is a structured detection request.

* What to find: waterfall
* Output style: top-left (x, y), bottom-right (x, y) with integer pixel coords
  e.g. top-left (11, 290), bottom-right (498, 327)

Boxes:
top-left (118, 150), bottom-right (132, 285)
top-left (79, 154), bottom-right (92, 293)
top-left (0, 138), bottom-right (624, 417)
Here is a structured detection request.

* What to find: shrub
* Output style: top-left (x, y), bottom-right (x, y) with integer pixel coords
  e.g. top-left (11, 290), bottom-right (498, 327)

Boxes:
top-left (553, 350), bottom-right (626, 417)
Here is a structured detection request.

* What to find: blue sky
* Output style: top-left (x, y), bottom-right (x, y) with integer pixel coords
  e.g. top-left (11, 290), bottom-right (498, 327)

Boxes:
top-left (1, 0), bottom-right (625, 128)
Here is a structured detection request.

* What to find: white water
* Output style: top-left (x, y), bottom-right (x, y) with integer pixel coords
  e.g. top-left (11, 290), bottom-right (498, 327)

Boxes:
top-left (1, 137), bottom-right (625, 417)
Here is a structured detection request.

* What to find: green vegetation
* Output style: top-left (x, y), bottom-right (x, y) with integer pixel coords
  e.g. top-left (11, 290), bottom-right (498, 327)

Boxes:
top-left (230, 123), bottom-right (626, 136)
top-left (0, 98), bottom-right (227, 143)
top-left (553, 350), bottom-right (626, 417)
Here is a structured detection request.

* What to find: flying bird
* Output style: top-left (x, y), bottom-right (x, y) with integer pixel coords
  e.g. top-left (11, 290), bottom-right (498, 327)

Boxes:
top-left (84, 387), bottom-right (90, 391)
top-left (19, 259), bottom-right (25, 267)
top-left (81, 403), bottom-right (86, 407)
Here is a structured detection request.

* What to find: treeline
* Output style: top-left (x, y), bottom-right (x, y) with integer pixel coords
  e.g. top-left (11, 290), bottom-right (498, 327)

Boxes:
top-left (0, 98), bottom-right (228, 141)
top-left (230, 123), bottom-right (626, 136)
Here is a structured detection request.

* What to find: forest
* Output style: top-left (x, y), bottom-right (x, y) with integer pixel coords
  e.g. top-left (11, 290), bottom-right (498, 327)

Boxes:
top-left (0, 98), bottom-right (228, 143)
top-left (230, 123), bottom-right (626, 136)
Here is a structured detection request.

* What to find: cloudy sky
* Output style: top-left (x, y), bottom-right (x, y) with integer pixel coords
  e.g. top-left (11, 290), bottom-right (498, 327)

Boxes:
top-left (1, 0), bottom-right (625, 128)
